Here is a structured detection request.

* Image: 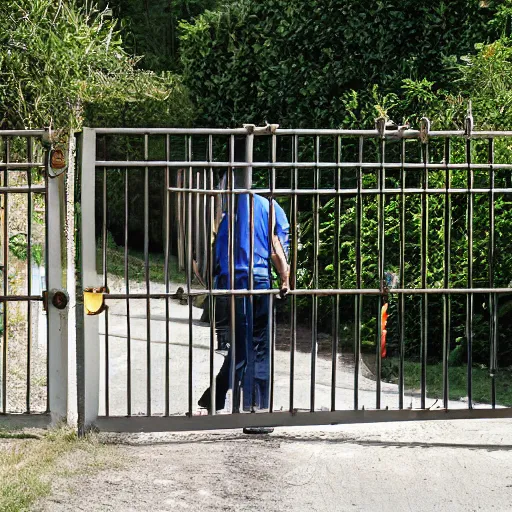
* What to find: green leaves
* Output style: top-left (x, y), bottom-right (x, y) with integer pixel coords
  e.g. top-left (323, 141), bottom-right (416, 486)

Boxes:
top-left (179, 0), bottom-right (495, 129)
top-left (0, 0), bottom-right (195, 130)
top-left (9, 234), bottom-right (43, 266)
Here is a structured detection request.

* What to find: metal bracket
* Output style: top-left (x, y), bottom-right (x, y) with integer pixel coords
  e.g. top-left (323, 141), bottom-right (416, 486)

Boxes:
top-left (244, 123), bottom-right (279, 135)
top-left (83, 286), bottom-right (109, 316)
top-left (41, 127), bottom-right (53, 150)
top-left (376, 117), bottom-right (387, 138)
top-left (51, 289), bottom-right (69, 310)
top-left (42, 289), bottom-right (69, 311)
top-left (420, 117), bottom-right (431, 144)
top-left (376, 118), bottom-right (406, 139)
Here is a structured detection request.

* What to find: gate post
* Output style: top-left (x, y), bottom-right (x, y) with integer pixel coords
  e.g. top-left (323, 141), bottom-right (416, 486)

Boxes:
top-left (243, 125), bottom-right (254, 189)
top-left (47, 169), bottom-right (69, 423)
top-left (76, 128), bottom-right (100, 433)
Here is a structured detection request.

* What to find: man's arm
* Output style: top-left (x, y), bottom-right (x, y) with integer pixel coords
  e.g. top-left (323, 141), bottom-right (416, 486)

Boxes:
top-left (271, 206), bottom-right (290, 297)
top-left (271, 235), bottom-right (290, 297)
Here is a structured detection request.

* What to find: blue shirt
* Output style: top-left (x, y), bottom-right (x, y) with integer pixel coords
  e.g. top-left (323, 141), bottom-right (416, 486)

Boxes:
top-left (215, 194), bottom-right (289, 284)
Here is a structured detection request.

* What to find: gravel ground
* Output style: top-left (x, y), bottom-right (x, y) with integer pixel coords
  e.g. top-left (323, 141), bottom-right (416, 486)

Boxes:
top-left (34, 418), bottom-right (512, 512)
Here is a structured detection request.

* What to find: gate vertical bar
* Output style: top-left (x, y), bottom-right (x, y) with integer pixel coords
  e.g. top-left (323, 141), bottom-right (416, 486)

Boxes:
top-left (44, 138), bottom-right (50, 414)
top-left (488, 138), bottom-right (497, 408)
top-left (2, 138), bottom-right (8, 413)
top-left (77, 127), bottom-right (100, 430)
top-left (466, 116), bottom-right (474, 408)
top-left (398, 138), bottom-right (406, 409)
top-left (269, 134), bottom-right (276, 413)
top-left (354, 136), bottom-right (363, 411)
top-left (311, 136), bottom-right (320, 412)
top-left (102, 164), bottom-right (109, 417)
top-left (249, 192), bottom-right (255, 411)
top-left (443, 138), bottom-right (451, 409)
top-left (144, 134), bottom-right (151, 416)
top-left (228, 135), bottom-right (236, 413)
top-left (331, 136), bottom-right (341, 411)
top-left (376, 129), bottom-right (385, 409)
top-left (289, 135), bottom-right (298, 412)
top-left (420, 123), bottom-right (429, 409)
top-left (246, 131), bottom-right (255, 411)
top-left (124, 152), bottom-right (132, 416)
top-left (26, 138), bottom-right (32, 412)
top-left (187, 136), bottom-right (194, 416)
top-left (207, 135), bottom-right (216, 415)
top-left (164, 134), bottom-right (171, 416)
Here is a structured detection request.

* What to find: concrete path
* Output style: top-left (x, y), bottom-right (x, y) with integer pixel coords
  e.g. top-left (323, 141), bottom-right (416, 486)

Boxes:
top-left (36, 418), bottom-right (512, 511)
top-left (34, 276), bottom-right (512, 511)
top-left (97, 277), bottom-right (484, 417)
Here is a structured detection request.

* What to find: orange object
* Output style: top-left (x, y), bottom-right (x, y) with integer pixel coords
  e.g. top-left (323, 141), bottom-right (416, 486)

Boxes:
top-left (380, 302), bottom-right (389, 358)
top-left (50, 148), bottom-right (66, 170)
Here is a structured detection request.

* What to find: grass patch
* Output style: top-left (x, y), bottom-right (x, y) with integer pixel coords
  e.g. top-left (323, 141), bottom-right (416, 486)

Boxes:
top-left (97, 235), bottom-right (186, 285)
top-left (0, 430), bottom-right (40, 440)
top-left (382, 358), bottom-right (512, 406)
top-left (0, 426), bottom-right (121, 512)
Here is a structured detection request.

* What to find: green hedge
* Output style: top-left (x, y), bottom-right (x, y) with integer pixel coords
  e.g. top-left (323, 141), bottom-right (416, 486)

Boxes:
top-left (179, 0), bottom-right (495, 128)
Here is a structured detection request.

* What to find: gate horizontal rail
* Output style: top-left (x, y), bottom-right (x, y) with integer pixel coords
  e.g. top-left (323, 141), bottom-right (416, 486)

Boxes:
top-left (97, 408), bottom-right (512, 433)
top-left (93, 126), bottom-right (512, 138)
top-left (97, 160), bottom-right (512, 170)
top-left (103, 288), bottom-right (512, 298)
top-left (78, 120), bottom-right (512, 432)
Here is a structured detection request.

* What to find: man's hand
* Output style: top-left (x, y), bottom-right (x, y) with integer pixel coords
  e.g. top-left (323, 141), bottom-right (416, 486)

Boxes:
top-left (278, 269), bottom-right (290, 298)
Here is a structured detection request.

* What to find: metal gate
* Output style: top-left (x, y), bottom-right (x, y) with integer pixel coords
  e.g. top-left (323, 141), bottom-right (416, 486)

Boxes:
top-left (77, 120), bottom-right (512, 433)
top-left (0, 129), bottom-right (69, 429)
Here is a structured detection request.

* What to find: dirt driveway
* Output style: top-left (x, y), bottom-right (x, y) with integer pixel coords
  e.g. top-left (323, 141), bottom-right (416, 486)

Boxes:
top-left (34, 418), bottom-right (512, 512)
top-left (33, 277), bottom-right (512, 511)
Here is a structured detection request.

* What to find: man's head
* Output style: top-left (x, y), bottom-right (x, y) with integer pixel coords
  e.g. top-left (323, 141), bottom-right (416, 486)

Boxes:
top-left (221, 169), bottom-right (250, 190)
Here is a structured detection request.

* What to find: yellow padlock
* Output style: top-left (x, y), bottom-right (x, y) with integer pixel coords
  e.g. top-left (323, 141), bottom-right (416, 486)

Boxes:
top-left (83, 287), bottom-right (109, 315)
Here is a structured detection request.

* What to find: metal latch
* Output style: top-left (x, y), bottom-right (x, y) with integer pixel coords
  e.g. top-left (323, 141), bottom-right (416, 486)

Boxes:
top-left (83, 287), bottom-right (109, 316)
top-left (42, 289), bottom-right (69, 312)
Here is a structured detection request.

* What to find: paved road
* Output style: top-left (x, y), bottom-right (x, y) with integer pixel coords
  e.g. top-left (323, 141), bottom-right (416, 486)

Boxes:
top-left (36, 419), bottom-right (512, 511)
top-left (98, 277), bottom-right (482, 417)
top-left (34, 276), bottom-right (511, 511)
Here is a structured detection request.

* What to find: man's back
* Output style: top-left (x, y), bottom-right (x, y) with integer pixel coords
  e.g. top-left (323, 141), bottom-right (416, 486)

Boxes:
top-left (215, 194), bottom-right (289, 285)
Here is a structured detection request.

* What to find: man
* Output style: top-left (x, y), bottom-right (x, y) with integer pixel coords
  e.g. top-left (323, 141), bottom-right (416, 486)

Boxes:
top-left (198, 186), bottom-right (290, 413)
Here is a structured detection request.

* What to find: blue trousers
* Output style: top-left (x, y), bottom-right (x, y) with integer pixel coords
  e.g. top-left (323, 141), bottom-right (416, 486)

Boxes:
top-left (209, 274), bottom-right (270, 411)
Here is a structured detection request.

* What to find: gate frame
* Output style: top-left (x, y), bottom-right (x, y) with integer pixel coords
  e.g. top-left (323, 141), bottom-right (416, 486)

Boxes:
top-left (77, 124), bottom-right (512, 433)
top-left (0, 129), bottom-right (70, 429)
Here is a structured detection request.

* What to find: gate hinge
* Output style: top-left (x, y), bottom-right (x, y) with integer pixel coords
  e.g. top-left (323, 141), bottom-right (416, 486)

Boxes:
top-left (83, 286), bottom-right (109, 315)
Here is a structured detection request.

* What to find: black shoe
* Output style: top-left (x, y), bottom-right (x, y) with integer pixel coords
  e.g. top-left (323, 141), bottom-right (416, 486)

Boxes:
top-left (198, 388), bottom-right (227, 413)
top-left (198, 392), bottom-right (211, 412)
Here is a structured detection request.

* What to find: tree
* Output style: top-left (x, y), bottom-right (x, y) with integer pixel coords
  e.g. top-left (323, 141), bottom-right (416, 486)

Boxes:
top-left (0, 0), bottom-right (194, 130)
top-left (93, 0), bottom-right (218, 72)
